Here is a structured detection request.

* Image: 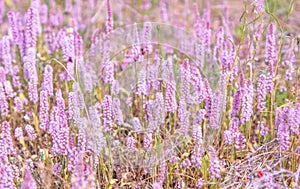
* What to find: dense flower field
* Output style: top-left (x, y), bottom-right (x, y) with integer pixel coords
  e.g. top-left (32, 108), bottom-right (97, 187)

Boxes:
top-left (0, 0), bottom-right (300, 188)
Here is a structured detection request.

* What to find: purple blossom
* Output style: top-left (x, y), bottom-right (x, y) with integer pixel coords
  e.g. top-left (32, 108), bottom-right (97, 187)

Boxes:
top-left (0, 83), bottom-right (9, 116)
top-left (102, 95), bottom-right (113, 132)
top-left (1, 121), bottom-right (16, 155)
top-left (137, 69), bottom-right (148, 96)
top-left (258, 121), bottom-right (268, 137)
top-left (165, 81), bottom-right (177, 113)
top-left (191, 144), bottom-right (203, 168)
top-left (241, 80), bottom-right (253, 125)
top-left (265, 23), bottom-right (277, 67)
top-left (231, 89), bottom-right (242, 117)
top-left (180, 158), bottom-right (191, 168)
top-left (25, 124), bottom-right (37, 141)
top-left (104, 61), bottom-right (114, 84)
top-left (253, 0), bottom-right (264, 14)
top-left (7, 11), bottom-right (20, 44)
top-left (0, 67), bottom-right (6, 82)
top-left (157, 162), bottom-right (166, 184)
top-left (144, 132), bottom-right (152, 151)
top-left (106, 0), bottom-right (113, 34)
top-left (39, 90), bottom-right (49, 131)
top-left (126, 136), bottom-right (135, 151)
top-left (257, 74), bottom-right (267, 113)
top-left (3, 80), bottom-right (15, 98)
top-left (208, 146), bottom-right (220, 179)
top-left (41, 65), bottom-right (53, 96)
top-left (0, 163), bottom-right (16, 189)
top-left (112, 98), bottom-right (123, 125)
top-left (1, 36), bottom-right (13, 75)
top-left (13, 97), bottom-right (24, 113)
top-left (25, 8), bottom-right (38, 50)
top-left (14, 127), bottom-right (23, 139)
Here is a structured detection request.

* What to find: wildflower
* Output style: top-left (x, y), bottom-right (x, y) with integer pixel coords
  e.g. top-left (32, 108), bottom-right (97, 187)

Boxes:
top-left (25, 124), bottom-right (37, 141)
top-left (14, 127), bottom-right (23, 139)
top-left (241, 80), bottom-right (253, 125)
top-left (102, 95), bottom-right (113, 132)
top-left (265, 23), bottom-right (277, 67)
top-left (208, 146), bottom-right (220, 179)
top-left (39, 90), bottom-right (49, 131)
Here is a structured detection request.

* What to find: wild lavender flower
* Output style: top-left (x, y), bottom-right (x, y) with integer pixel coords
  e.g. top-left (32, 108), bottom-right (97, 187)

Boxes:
top-left (137, 69), bottom-right (148, 96)
top-left (3, 80), bottom-right (15, 98)
top-left (56, 90), bottom-right (68, 127)
top-left (1, 121), bottom-right (15, 155)
top-left (102, 95), bottom-right (113, 132)
top-left (285, 60), bottom-right (294, 81)
top-left (180, 158), bottom-right (191, 169)
top-left (21, 167), bottom-right (37, 189)
top-left (258, 121), bottom-right (268, 137)
top-left (193, 109), bottom-right (205, 126)
top-left (55, 91), bottom-right (70, 155)
top-left (265, 23), bottom-right (277, 67)
top-left (25, 124), bottom-right (37, 141)
top-left (74, 31), bottom-right (83, 59)
top-left (41, 65), bottom-right (53, 96)
top-left (7, 11), bottom-right (19, 44)
top-left (39, 90), bottom-right (49, 131)
top-left (208, 146), bottom-right (220, 179)
top-left (159, 0), bottom-right (168, 22)
top-left (275, 107), bottom-right (290, 151)
top-left (0, 82), bottom-right (9, 116)
top-left (12, 66), bottom-right (22, 92)
top-left (144, 132), bottom-right (152, 151)
top-left (209, 92), bottom-right (221, 129)
top-left (0, 67), bottom-right (5, 82)
top-left (0, 0), bottom-right (4, 24)
top-left (104, 61), bottom-right (114, 84)
top-left (155, 92), bottom-right (165, 126)
top-left (24, 48), bottom-right (38, 103)
top-left (142, 22), bottom-right (153, 53)
top-left (224, 117), bottom-right (246, 149)
top-left (231, 89), bottom-right (241, 117)
top-left (13, 97), bottom-right (24, 113)
top-left (0, 164), bottom-right (15, 189)
top-left (89, 105), bottom-right (101, 128)
top-left (111, 79), bottom-right (120, 95)
top-left (253, 0), bottom-right (264, 14)
top-left (112, 98), bottom-right (123, 125)
top-left (1, 36), bottom-right (13, 75)
top-left (131, 117), bottom-right (143, 132)
top-left (180, 59), bottom-right (191, 102)
top-left (192, 124), bottom-right (203, 142)
top-left (196, 178), bottom-right (205, 188)
top-left (178, 98), bottom-right (189, 136)
top-left (25, 8), bottom-right (38, 50)
top-left (157, 162), bottom-right (166, 184)
top-left (14, 127), bottom-right (23, 139)
top-left (40, 4), bottom-right (48, 24)
top-left (52, 163), bottom-right (62, 176)
top-left (165, 81), bottom-right (177, 113)
top-left (213, 27), bottom-right (225, 60)
top-left (68, 92), bottom-right (75, 120)
top-left (106, 0), bottom-right (113, 34)
top-left (204, 79), bottom-right (212, 118)
top-left (126, 136), bottom-right (135, 151)
top-left (191, 144), bottom-right (203, 168)
top-left (257, 74), bottom-right (267, 113)
top-left (241, 80), bottom-right (253, 125)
